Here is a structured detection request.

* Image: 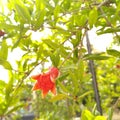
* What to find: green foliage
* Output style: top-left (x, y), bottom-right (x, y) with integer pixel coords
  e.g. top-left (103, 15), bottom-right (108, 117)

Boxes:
top-left (81, 110), bottom-right (106, 120)
top-left (0, 0), bottom-right (120, 119)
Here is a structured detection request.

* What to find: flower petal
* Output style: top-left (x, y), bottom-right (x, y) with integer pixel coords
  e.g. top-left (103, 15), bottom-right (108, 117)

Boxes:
top-left (32, 82), bottom-right (40, 90)
top-left (42, 89), bottom-right (49, 98)
top-left (51, 85), bottom-right (56, 95)
top-left (31, 74), bottom-right (41, 80)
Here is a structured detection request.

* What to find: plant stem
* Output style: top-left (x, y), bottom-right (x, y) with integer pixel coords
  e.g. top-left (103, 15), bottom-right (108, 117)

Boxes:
top-left (86, 31), bottom-right (103, 115)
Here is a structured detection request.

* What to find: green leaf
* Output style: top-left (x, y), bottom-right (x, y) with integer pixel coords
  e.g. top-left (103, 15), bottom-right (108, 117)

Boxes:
top-left (0, 80), bottom-right (6, 88)
top-left (69, 70), bottom-right (79, 94)
top-left (50, 50), bottom-right (60, 67)
top-left (77, 60), bottom-right (84, 80)
top-left (89, 7), bottom-right (98, 28)
top-left (36, 0), bottom-right (45, 11)
top-left (43, 39), bottom-right (59, 50)
top-left (33, 0), bottom-right (46, 29)
top-left (0, 40), bottom-right (8, 60)
top-left (62, 0), bottom-right (71, 10)
top-left (15, 3), bottom-right (31, 23)
top-left (107, 108), bottom-right (113, 120)
top-left (81, 110), bottom-right (94, 120)
top-left (0, 23), bottom-right (20, 31)
top-left (97, 28), bottom-right (120, 35)
top-left (94, 116), bottom-right (107, 120)
top-left (34, 9), bottom-right (46, 30)
top-left (57, 80), bottom-right (70, 93)
top-left (75, 15), bottom-right (88, 27)
top-left (78, 91), bottom-right (93, 100)
top-left (49, 94), bottom-right (70, 102)
top-left (84, 53), bottom-right (110, 60)
top-left (107, 49), bottom-right (120, 57)
top-left (5, 104), bottom-right (24, 115)
top-left (54, 5), bottom-right (60, 20)
top-left (0, 59), bottom-right (12, 70)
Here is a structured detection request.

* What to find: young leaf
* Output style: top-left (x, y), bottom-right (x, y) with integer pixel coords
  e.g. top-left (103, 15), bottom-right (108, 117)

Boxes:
top-left (94, 116), bottom-right (107, 120)
top-left (81, 110), bottom-right (94, 120)
top-left (89, 7), bottom-right (98, 28)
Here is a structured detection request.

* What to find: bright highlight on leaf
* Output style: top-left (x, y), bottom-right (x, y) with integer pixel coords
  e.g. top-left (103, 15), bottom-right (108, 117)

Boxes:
top-left (31, 67), bottom-right (59, 98)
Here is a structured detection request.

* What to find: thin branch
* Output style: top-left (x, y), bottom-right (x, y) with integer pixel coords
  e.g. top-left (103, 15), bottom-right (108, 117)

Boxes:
top-left (97, 0), bottom-right (110, 9)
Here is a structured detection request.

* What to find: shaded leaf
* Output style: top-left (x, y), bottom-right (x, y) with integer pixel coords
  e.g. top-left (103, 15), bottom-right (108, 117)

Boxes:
top-left (84, 54), bottom-right (110, 60)
top-left (107, 49), bottom-right (120, 57)
top-left (78, 91), bottom-right (93, 100)
top-left (57, 80), bottom-right (70, 93)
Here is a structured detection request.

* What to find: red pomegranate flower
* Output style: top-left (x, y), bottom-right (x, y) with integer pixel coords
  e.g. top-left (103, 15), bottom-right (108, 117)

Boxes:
top-left (31, 67), bottom-right (59, 98)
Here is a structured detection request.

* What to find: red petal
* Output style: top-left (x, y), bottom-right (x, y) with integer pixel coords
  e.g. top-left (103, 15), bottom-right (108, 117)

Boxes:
top-left (31, 74), bottom-right (41, 80)
top-left (42, 89), bottom-right (49, 98)
top-left (32, 82), bottom-right (40, 90)
top-left (49, 67), bottom-right (59, 80)
top-left (32, 67), bottom-right (59, 98)
top-left (51, 85), bottom-right (56, 95)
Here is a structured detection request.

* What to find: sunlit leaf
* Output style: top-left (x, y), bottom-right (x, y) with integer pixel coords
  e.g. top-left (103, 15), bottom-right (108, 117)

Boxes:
top-left (94, 116), bottom-right (107, 120)
top-left (89, 7), bottom-right (98, 28)
top-left (81, 110), bottom-right (94, 120)
top-left (49, 94), bottom-right (69, 102)
top-left (54, 5), bottom-right (60, 20)
top-left (43, 39), bottom-right (59, 50)
top-left (0, 40), bottom-right (8, 60)
top-left (0, 59), bottom-right (12, 70)
top-left (50, 50), bottom-right (60, 67)
top-left (15, 3), bottom-right (31, 23)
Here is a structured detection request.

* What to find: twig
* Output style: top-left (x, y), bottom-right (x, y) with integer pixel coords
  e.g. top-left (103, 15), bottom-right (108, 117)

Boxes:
top-left (97, 0), bottom-right (110, 9)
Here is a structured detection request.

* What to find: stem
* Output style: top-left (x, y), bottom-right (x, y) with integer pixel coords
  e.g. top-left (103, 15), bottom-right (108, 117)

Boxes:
top-left (86, 31), bottom-right (103, 115)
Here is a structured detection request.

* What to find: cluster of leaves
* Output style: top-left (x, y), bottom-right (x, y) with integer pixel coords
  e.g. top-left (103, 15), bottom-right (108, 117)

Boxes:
top-left (0, 0), bottom-right (120, 119)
